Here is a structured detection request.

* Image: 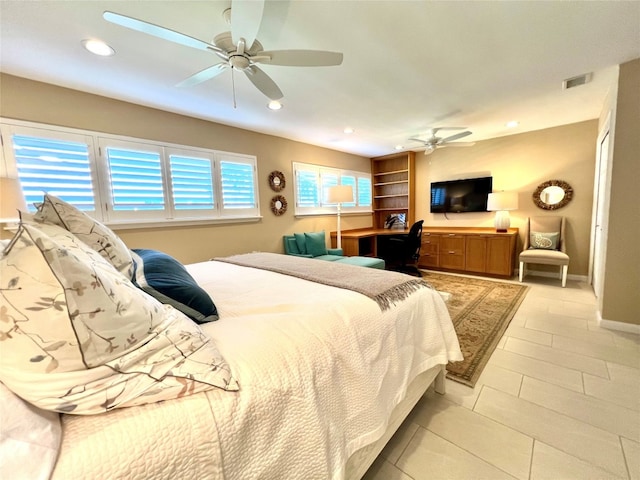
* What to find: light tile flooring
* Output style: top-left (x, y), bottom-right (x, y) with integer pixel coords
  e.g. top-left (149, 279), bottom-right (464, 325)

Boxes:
top-left (364, 274), bottom-right (640, 480)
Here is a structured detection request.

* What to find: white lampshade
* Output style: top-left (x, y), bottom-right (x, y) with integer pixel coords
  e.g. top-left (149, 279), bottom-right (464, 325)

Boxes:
top-left (487, 191), bottom-right (518, 232)
top-left (486, 192), bottom-right (518, 211)
top-left (0, 177), bottom-right (27, 222)
top-left (327, 185), bottom-right (353, 204)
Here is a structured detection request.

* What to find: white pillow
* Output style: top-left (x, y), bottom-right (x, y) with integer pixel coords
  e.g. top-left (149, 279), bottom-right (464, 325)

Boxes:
top-left (0, 222), bottom-right (238, 414)
top-left (0, 382), bottom-right (61, 480)
top-left (34, 194), bottom-right (134, 277)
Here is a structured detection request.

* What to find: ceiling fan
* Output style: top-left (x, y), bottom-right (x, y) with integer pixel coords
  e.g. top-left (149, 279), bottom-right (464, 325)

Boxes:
top-left (103, 0), bottom-right (343, 102)
top-left (409, 128), bottom-right (475, 155)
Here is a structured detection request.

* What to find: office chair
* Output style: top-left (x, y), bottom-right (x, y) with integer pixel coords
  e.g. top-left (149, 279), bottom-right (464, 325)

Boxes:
top-left (388, 220), bottom-right (424, 276)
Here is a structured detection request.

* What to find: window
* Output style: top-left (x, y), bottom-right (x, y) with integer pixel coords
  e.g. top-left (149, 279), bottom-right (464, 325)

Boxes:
top-left (292, 162), bottom-right (371, 216)
top-left (1, 121), bottom-right (259, 226)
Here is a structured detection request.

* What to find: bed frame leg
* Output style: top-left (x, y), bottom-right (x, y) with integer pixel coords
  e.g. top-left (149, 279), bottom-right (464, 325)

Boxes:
top-left (434, 365), bottom-right (447, 395)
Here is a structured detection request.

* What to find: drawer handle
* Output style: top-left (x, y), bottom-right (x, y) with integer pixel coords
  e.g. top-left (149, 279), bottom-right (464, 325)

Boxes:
top-left (448, 251), bottom-right (455, 254)
top-left (448, 234), bottom-right (456, 236)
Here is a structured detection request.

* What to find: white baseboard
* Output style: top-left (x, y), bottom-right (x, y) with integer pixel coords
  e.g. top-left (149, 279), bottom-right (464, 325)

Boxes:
top-left (597, 312), bottom-right (640, 335)
top-left (518, 269), bottom-right (588, 283)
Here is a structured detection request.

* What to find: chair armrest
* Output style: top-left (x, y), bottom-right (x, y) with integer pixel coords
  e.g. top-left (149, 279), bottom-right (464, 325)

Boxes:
top-left (327, 248), bottom-right (343, 256)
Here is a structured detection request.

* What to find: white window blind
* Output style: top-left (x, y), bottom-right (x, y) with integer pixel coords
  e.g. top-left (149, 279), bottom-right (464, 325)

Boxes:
top-left (8, 129), bottom-right (98, 212)
top-left (1, 120), bottom-right (260, 226)
top-left (170, 154), bottom-right (214, 211)
top-left (292, 162), bottom-right (372, 216)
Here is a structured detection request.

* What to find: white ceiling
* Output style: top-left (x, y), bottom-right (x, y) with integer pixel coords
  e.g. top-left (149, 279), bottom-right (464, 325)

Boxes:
top-left (1, 1), bottom-right (639, 157)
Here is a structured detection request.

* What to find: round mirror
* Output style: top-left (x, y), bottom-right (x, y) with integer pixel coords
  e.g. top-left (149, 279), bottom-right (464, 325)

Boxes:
top-left (532, 180), bottom-right (573, 210)
top-left (270, 195), bottom-right (287, 216)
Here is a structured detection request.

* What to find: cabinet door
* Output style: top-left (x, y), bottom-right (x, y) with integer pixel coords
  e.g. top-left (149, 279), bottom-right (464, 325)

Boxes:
top-left (465, 235), bottom-right (487, 273)
top-left (439, 235), bottom-right (465, 270)
top-left (419, 234), bottom-right (440, 267)
top-left (485, 236), bottom-right (513, 276)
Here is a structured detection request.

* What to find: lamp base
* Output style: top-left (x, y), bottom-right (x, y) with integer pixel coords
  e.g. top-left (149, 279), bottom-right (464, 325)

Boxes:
top-left (494, 210), bottom-right (511, 233)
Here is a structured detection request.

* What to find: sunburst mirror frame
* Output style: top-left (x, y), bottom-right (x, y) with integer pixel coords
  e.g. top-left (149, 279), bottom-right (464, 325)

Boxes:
top-left (532, 179), bottom-right (574, 210)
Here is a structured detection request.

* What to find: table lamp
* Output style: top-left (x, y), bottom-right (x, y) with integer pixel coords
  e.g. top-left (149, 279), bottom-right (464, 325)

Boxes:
top-left (487, 191), bottom-right (518, 232)
top-left (327, 185), bottom-right (353, 250)
top-left (0, 177), bottom-right (27, 224)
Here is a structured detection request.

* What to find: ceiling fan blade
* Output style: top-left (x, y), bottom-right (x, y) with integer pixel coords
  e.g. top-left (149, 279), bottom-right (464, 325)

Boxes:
top-left (408, 137), bottom-right (427, 144)
top-left (258, 50), bottom-right (344, 67)
top-left (176, 64), bottom-right (228, 88)
top-left (244, 66), bottom-right (283, 100)
top-left (231, 0), bottom-right (265, 51)
top-left (441, 131), bottom-right (472, 143)
top-left (441, 142), bottom-right (476, 148)
top-left (103, 11), bottom-right (223, 54)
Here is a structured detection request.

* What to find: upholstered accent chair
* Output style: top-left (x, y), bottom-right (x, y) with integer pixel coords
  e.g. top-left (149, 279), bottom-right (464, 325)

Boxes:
top-left (519, 216), bottom-right (569, 287)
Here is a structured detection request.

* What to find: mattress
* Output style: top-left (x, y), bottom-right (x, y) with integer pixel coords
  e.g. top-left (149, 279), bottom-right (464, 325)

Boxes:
top-left (53, 258), bottom-right (462, 479)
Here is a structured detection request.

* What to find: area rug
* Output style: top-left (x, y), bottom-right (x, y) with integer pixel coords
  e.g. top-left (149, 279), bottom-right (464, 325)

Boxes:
top-left (421, 271), bottom-right (529, 387)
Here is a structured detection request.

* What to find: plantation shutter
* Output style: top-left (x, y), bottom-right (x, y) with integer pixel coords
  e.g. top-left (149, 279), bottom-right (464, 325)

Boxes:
top-left (357, 176), bottom-right (372, 207)
top-left (295, 167), bottom-right (319, 208)
top-left (10, 132), bottom-right (97, 212)
top-left (217, 154), bottom-right (259, 216)
top-left (169, 152), bottom-right (215, 214)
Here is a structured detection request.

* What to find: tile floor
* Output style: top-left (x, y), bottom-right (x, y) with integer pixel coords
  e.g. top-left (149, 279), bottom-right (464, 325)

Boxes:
top-left (364, 274), bottom-right (640, 480)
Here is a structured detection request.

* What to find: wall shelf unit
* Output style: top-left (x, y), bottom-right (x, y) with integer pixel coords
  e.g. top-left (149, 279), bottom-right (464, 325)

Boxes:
top-left (371, 151), bottom-right (415, 229)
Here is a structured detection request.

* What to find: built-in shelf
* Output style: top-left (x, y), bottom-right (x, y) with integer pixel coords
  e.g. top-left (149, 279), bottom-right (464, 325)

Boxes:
top-left (370, 152), bottom-right (415, 229)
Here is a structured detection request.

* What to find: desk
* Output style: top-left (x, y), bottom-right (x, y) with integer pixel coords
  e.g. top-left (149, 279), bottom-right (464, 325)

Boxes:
top-left (330, 228), bottom-right (409, 258)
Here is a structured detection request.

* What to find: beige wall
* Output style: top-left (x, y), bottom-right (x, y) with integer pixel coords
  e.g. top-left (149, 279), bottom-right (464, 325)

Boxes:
top-left (0, 74), bottom-right (373, 264)
top-left (600, 59), bottom-right (640, 326)
top-left (414, 121), bottom-right (598, 276)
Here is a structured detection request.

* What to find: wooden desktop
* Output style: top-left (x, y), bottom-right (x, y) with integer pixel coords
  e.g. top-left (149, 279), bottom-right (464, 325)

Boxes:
top-left (329, 228), bottom-right (410, 258)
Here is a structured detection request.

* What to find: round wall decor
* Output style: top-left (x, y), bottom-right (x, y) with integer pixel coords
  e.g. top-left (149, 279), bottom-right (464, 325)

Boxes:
top-left (268, 170), bottom-right (286, 192)
top-left (270, 195), bottom-right (287, 216)
top-left (532, 179), bottom-right (574, 210)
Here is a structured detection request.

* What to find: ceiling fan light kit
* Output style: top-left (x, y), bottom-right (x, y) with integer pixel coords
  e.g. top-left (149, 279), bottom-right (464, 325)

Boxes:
top-left (409, 127), bottom-right (476, 155)
top-left (103, 0), bottom-right (343, 103)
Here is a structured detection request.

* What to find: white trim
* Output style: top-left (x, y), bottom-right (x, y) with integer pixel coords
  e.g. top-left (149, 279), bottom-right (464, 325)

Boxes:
top-left (108, 215), bottom-right (262, 231)
top-left (597, 312), bottom-right (640, 334)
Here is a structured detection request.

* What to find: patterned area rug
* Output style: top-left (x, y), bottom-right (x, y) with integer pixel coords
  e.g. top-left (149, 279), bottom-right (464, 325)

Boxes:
top-left (421, 271), bottom-right (529, 387)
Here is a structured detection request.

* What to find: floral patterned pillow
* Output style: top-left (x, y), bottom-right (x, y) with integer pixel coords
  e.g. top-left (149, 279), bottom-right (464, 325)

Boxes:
top-left (34, 194), bottom-right (134, 278)
top-left (0, 222), bottom-right (238, 414)
top-left (529, 231), bottom-right (560, 250)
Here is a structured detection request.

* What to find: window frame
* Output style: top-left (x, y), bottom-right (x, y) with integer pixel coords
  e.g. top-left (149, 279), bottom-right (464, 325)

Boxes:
top-left (292, 161), bottom-right (372, 216)
top-left (0, 119), bottom-right (261, 228)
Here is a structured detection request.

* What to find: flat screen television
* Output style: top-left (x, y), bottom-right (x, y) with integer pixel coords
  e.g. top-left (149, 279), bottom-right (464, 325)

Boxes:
top-left (430, 176), bottom-right (493, 213)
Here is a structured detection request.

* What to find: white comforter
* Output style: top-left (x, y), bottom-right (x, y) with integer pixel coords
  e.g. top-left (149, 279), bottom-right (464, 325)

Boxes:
top-left (53, 259), bottom-right (462, 480)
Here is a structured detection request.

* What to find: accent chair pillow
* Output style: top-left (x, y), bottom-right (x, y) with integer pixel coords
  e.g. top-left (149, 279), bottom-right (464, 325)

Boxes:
top-left (304, 231), bottom-right (328, 257)
top-left (530, 231), bottom-right (560, 250)
top-left (34, 194), bottom-right (134, 277)
top-left (0, 222), bottom-right (238, 415)
top-left (131, 248), bottom-right (218, 323)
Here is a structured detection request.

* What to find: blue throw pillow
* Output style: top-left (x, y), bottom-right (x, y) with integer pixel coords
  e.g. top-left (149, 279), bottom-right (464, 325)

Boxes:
top-left (131, 249), bottom-right (218, 323)
top-left (293, 232), bottom-right (307, 255)
top-left (304, 231), bottom-right (328, 257)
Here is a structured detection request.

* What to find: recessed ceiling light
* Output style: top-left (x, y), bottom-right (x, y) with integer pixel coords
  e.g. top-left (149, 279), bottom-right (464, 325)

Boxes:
top-left (506, 120), bottom-right (519, 128)
top-left (395, 145), bottom-right (404, 150)
top-left (82, 39), bottom-right (115, 57)
top-left (267, 101), bottom-right (282, 110)
top-left (343, 127), bottom-right (354, 134)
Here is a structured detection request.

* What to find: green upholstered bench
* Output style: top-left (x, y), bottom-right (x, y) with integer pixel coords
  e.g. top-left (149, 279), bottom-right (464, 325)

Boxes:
top-left (336, 256), bottom-right (385, 269)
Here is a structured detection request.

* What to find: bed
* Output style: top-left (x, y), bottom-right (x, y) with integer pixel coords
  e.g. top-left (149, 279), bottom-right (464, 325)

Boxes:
top-left (0, 195), bottom-right (462, 480)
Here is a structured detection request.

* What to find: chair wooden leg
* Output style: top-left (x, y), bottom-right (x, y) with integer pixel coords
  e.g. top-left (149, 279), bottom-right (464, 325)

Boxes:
top-left (519, 262), bottom-right (524, 282)
top-left (561, 265), bottom-right (568, 287)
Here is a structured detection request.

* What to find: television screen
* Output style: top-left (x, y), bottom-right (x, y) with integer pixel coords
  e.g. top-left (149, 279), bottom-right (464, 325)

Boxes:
top-left (430, 176), bottom-right (493, 213)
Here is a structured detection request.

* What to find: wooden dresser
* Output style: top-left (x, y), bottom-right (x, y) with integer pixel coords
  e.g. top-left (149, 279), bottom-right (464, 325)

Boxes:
top-left (419, 227), bottom-right (518, 278)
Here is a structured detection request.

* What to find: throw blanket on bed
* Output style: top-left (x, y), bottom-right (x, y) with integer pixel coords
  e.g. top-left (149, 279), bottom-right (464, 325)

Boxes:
top-left (215, 252), bottom-right (431, 311)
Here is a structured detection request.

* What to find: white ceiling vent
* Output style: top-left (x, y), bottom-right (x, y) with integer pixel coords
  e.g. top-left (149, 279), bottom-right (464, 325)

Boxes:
top-left (563, 73), bottom-right (592, 90)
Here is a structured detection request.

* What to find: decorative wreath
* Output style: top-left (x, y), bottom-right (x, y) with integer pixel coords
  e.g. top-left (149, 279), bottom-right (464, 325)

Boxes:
top-left (532, 179), bottom-right (574, 210)
top-left (268, 170), bottom-right (286, 192)
top-left (270, 195), bottom-right (288, 216)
